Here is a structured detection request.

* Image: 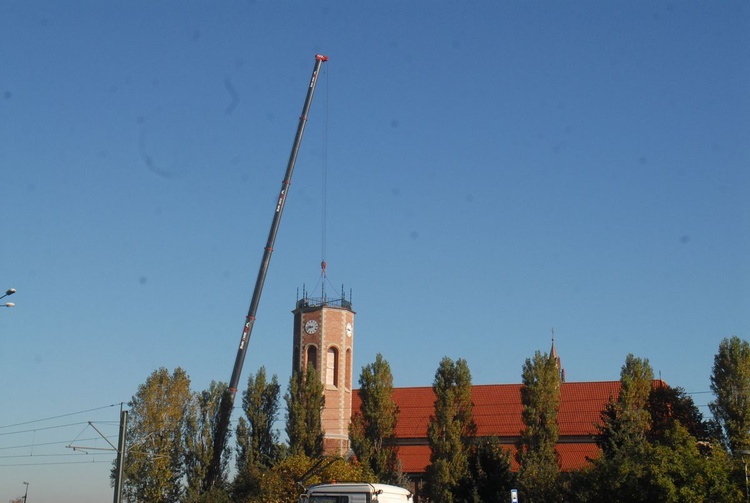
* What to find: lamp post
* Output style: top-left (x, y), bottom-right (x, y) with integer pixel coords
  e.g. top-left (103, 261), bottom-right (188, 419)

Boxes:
top-left (739, 450), bottom-right (750, 503)
top-left (1, 288), bottom-right (15, 308)
top-left (22, 481), bottom-right (29, 503)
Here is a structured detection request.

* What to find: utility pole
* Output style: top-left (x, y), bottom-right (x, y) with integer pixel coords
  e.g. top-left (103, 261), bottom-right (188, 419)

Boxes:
top-left (113, 409), bottom-right (128, 503)
top-left (65, 406), bottom-right (128, 503)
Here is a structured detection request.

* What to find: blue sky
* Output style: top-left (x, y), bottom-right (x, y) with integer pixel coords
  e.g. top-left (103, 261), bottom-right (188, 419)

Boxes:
top-left (1, 1), bottom-right (748, 501)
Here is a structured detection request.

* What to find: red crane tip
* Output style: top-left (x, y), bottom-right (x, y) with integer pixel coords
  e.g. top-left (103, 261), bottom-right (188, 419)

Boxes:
top-left (315, 54), bottom-right (329, 62)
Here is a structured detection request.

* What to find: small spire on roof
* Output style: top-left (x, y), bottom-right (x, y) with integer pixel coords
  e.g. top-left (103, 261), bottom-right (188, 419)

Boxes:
top-left (550, 328), bottom-right (565, 383)
top-left (550, 328), bottom-right (558, 359)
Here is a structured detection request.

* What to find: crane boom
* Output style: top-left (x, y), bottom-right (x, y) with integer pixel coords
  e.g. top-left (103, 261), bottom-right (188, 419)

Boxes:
top-left (206, 54), bottom-right (328, 490)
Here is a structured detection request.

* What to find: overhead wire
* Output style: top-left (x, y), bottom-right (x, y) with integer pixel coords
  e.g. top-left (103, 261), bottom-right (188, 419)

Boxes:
top-left (0, 403), bottom-right (123, 468)
top-left (0, 402), bottom-right (122, 430)
top-left (0, 421), bottom-right (92, 436)
top-left (0, 436), bottom-right (103, 451)
top-left (0, 459), bottom-right (113, 467)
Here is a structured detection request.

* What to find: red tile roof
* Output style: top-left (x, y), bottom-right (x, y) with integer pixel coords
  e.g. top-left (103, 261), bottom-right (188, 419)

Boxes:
top-left (352, 381), bottom-right (625, 473)
top-left (393, 443), bottom-right (603, 474)
top-left (397, 445), bottom-right (431, 474)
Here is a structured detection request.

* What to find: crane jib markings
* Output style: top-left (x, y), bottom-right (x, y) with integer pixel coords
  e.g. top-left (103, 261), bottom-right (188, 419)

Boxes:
top-left (276, 189), bottom-right (286, 212)
top-left (239, 322), bottom-right (250, 349)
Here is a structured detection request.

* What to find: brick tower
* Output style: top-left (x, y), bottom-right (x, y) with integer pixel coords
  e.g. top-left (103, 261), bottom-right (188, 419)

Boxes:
top-left (292, 283), bottom-right (355, 456)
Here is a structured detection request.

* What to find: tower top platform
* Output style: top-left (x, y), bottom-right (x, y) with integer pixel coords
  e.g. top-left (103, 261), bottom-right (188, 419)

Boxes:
top-left (294, 295), bottom-right (353, 312)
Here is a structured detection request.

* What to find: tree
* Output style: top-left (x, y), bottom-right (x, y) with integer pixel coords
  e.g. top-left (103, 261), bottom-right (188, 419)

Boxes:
top-left (233, 367), bottom-right (282, 501)
top-left (456, 437), bottom-right (515, 503)
top-left (285, 365), bottom-right (325, 458)
top-left (581, 355), bottom-right (658, 502)
top-left (184, 380), bottom-right (230, 499)
top-left (240, 453), bottom-right (372, 503)
top-left (620, 354), bottom-right (654, 412)
top-left (596, 354), bottom-right (654, 458)
top-left (516, 350), bottom-right (562, 503)
top-left (425, 357), bottom-right (477, 503)
top-left (349, 353), bottom-right (402, 484)
top-left (236, 367), bottom-right (281, 469)
top-left (710, 336), bottom-right (750, 454)
top-left (575, 422), bottom-right (740, 503)
top-left (561, 354), bottom-right (740, 502)
top-left (646, 384), bottom-right (716, 445)
top-left (643, 423), bottom-right (740, 502)
top-left (119, 367), bottom-right (193, 503)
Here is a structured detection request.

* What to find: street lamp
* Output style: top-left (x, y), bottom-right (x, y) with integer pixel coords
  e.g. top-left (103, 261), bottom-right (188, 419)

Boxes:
top-left (739, 450), bottom-right (750, 503)
top-left (22, 481), bottom-right (29, 503)
top-left (2, 288), bottom-right (16, 308)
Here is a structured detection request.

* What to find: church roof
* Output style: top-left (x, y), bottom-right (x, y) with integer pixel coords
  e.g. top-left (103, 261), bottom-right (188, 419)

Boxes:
top-left (391, 443), bottom-right (602, 474)
top-left (352, 380), bottom-right (627, 474)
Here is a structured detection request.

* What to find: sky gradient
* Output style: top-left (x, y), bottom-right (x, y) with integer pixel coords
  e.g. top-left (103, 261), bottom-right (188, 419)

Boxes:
top-left (1, 1), bottom-right (748, 501)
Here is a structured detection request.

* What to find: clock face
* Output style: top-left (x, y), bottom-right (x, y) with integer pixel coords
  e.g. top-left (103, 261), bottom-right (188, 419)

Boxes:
top-left (346, 322), bottom-right (353, 337)
top-left (304, 319), bottom-right (319, 334)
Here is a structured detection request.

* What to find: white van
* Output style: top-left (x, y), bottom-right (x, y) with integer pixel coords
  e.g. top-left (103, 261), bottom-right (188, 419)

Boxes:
top-left (299, 483), bottom-right (412, 503)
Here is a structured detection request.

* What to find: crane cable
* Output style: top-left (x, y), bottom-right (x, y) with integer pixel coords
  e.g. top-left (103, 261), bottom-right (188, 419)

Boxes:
top-left (320, 63), bottom-right (330, 298)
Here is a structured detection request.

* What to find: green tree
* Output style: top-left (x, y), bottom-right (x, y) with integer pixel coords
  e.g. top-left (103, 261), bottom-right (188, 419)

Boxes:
top-left (184, 380), bottom-right (230, 500)
top-left (237, 367), bottom-right (281, 469)
top-left (576, 422), bottom-right (741, 503)
top-left (120, 367), bottom-right (193, 503)
top-left (581, 355), bottom-right (658, 502)
top-left (285, 365), bottom-right (325, 457)
top-left (425, 357), bottom-right (477, 503)
top-left (456, 437), bottom-right (515, 503)
top-left (568, 370), bottom-right (739, 502)
top-left (516, 350), bottom-right (562, 503)
top-left (710, 336), bottom-right (750, 454)
top-left (644, 423), bottom-right (740, 502)
top-left (349, 353), bottom-right (402, 484)
top-left (596, 354), bottom-right (654, 458)
top-left (234, 367), bottom-right (282, 501)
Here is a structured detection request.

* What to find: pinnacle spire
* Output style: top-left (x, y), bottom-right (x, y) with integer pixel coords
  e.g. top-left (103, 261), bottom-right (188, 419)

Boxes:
top-left (550, 328), bottom-right (565, 382)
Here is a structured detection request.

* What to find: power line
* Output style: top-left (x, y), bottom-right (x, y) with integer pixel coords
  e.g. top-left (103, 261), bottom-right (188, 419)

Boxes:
top-left (0, 403), bottom-right (122, 430)
top-left (0, 459), bottom-right (113, 468)
top-left (0, 452), bottom-right (113, 460)
top-left (0, 436), bottom-right (103, 451)
top-left (0, 421), bottom-right (91, 437)
top-left (0, 405), bottom-right (123, 472)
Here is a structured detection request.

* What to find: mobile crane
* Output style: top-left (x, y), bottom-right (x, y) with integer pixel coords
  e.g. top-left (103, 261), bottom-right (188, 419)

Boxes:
top-left (205, 54), bottom-right (328, 490)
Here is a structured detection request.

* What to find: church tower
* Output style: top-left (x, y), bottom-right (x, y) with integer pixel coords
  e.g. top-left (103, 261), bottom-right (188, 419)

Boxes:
top-left (292, 281), bottom-right (355, 456)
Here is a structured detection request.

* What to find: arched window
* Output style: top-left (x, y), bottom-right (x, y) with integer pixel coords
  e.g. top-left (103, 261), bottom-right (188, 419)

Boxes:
top-left (306, 345), bottom-right (318, 372)
top-left (345, 348), bottom-right (352, 390)
top-left (327, 347), bottom-right (339, 388)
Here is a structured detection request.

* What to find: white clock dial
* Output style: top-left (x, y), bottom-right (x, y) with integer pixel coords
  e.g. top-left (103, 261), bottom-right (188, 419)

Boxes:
top-left (346, 322), bottom-right (353, 337)
top-left (305, 319), bottom-right (319, 334)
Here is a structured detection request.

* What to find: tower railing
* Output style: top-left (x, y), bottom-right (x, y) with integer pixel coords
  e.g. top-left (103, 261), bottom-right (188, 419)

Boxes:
top-left (296, 296), bottom-right (352, 310)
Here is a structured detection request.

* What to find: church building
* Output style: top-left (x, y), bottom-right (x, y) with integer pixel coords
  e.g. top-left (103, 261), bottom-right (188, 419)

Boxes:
top-left (290, 287), bottom-right (635, 482)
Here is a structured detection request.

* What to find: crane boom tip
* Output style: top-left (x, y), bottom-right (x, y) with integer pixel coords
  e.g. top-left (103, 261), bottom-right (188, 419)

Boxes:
top-left (315, 54), bottom-right (329, 62)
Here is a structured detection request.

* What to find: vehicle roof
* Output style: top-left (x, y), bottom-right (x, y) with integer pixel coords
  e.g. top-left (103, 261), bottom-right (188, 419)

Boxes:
top-left (307, 483), bottom-right (411, 495)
